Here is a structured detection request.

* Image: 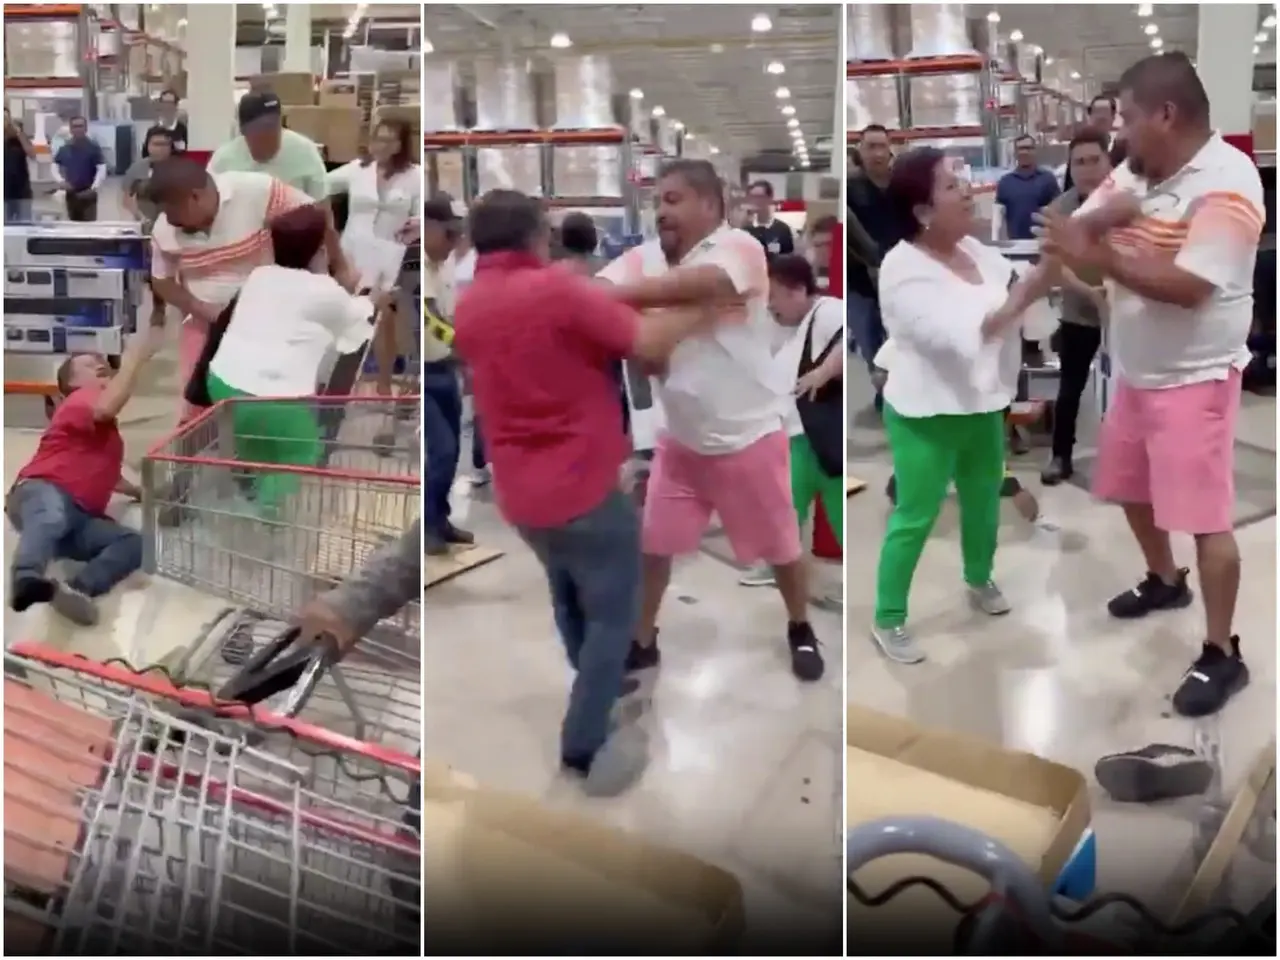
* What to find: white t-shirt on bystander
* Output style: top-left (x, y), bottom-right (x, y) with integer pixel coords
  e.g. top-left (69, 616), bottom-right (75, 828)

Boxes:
top-left (777, 295), bottom-right (845, 437)
top-left (209, 265), bottom-right (374, 397)
top-left (598, 226), bottom-right (789, 454)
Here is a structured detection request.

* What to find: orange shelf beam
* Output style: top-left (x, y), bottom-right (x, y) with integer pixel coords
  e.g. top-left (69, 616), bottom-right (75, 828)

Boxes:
top-left (3, 77), bottom-right (84, 90)
top-left (3, 4), bottom-right (81, 17)
top-left (846, 54), bottom-right (985, 79)
top-left (848, 124), bottom-right (985, 144)
top-left (424, 128), bottom-right (627, 149)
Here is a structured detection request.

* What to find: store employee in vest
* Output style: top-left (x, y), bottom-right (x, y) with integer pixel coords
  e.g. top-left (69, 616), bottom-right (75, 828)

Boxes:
top-left (422, 195), bottom-right (473, 556)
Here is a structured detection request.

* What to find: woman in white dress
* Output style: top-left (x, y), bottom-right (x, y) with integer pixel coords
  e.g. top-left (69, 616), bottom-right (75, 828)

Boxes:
top-left (327, 118), bottom-right (421, 397)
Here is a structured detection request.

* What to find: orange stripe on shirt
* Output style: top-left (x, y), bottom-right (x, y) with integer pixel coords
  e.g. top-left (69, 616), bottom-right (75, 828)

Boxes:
top-left (1188, 193), bottom-right (1265, 238)
top-left (178, 229), bottom-right (271, 270)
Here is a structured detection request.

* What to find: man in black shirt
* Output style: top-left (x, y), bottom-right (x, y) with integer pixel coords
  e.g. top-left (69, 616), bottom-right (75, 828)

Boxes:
top-left (3, 108), bottom-right (34, 223)
top-left (141, 88), bottom-right (188, 158)
top-left (744, 180), bottom-right (795, 256)
top-left (846, 124), bottom-right (900, 407)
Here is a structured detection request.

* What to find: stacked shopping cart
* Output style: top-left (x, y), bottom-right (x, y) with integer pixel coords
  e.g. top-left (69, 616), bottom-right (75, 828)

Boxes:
top-left (4, 393), bottom-right (423, 955)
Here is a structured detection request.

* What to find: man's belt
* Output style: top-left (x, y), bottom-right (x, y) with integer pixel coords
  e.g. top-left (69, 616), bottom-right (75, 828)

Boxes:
top-left (424, 297), bottom-right (454, 347)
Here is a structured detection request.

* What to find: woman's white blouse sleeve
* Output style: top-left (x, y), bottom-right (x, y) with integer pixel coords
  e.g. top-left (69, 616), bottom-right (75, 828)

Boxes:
top-left (304, 273), bottom-right (374, 353)
top-left (325, 161), bottom-right (358, 197)
top-left (878, 258), bottom-right (986, 361)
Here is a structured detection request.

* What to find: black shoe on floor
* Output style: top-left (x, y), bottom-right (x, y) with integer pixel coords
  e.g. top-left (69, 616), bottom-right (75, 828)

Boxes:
top-left (424, 529), bottom-right (450, 557)
top-left (625, 635), bottom-right (661, 673)
top-left (885, 475), bottom-right (897, 504)
top-left (1094, 743), bottom-right (1214, 803)
top-left (1107, 568), bottom-right (1193, 619)
top-left (1041, 457), bottom-right (1073, 486)
top-left (11, 576), bottom-right (55, 612)
top-left (788, 622), bottom-right (824, 682)
top-left (443, 522), bottom-right (475, 546)
top-left (1172, 638), bottom-right (1249, 718)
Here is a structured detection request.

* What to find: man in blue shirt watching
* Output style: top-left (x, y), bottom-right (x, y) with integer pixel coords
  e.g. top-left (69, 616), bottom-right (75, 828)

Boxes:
top-left (996, 134), bottom-right (1060, 241)
top-left (53, 115), bottom-right (106, 222)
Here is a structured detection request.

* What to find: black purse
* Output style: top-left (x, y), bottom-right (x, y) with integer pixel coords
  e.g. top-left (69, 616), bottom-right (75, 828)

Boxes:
top-left (182, 297), bottom-right (237, 409)
top-left (795, 312), bottom-right (845, 479)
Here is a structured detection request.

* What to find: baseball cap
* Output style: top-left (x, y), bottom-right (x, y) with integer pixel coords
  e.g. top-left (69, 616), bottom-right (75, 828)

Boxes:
top-left (238, 91), bottom-right (282, 130)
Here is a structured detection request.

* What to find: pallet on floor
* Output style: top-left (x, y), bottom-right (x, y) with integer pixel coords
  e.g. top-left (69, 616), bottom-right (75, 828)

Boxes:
top-left (426, 543), bottom-right (504, 588)
top-left (846, 477), bottom-right (868, 496)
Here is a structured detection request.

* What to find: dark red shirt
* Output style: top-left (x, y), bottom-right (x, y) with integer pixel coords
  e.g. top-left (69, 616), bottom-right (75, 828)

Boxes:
top-left (453, 251), bottom-right (639, 529)
top-left (18, 387), bottom-right (123, 516)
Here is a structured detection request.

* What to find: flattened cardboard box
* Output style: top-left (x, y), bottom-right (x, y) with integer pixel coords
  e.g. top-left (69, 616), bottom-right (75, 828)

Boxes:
top-left (422, 763), bottom-right (745, 954)
top-left (846, 704), bottom-right (1090, 953)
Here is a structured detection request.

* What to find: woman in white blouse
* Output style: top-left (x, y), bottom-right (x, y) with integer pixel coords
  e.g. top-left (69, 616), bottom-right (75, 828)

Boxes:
top-left (871, 147), bottom-right (1053, 665)
top-left (327, 119), bottom-right (421, 397)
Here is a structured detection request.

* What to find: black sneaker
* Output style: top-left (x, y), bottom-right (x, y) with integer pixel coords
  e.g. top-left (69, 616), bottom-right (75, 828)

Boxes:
top-left (1172, 638), bottom-right (1249, 718)
top-left (10, 576), bottom-right (54, 612)
top-left (788, 622), bottom-right (824, 682)
top-left (443, 522), bottom-right (475, 546)
top-left (424, 528), bottom-right (450, 557)
top-left (625, 634), bottom-right (661, 672)
top-left (885, 475), bottom-right (897, 504)
top-left (1041, 457), bottom-right (1073, 486)
top-left (1107, 569), bottom-right (1194, 619)
top-left (1094, 743), bottom-right (1214, 803)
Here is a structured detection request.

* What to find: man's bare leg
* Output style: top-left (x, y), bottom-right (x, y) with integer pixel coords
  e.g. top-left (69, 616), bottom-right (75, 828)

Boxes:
top-left (772, 558), bottom-right (824, 681)
top-left (1195, 531), bottom-right (1240, 652)
top-left (771, 559), bottom-right (809, 622)
top-left (1123, 502), bottom-right (1178, 581)
top-left (636, 553), bottom-right (672, 648)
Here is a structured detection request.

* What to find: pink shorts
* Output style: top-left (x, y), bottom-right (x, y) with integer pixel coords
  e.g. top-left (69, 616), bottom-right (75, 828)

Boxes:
top-left (1093, 371), bottom-right (1240, 534)
top-left (642, 430), bottom-right (802, 565)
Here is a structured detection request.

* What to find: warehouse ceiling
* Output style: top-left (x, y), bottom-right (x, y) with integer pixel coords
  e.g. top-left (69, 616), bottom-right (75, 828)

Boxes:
top-left (421, 4), bottom-right (841, 165)
top-left (978, 3), bottom-right (1275, 88)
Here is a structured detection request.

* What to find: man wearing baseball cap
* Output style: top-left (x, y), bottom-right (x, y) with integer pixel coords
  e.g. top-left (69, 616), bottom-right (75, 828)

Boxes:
top-left (208, 90), bottom-right (329, 201)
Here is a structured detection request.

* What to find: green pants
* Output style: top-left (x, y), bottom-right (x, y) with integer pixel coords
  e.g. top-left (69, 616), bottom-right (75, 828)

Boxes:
top-left (207, 372), bottom-right (322, 513)
top-left (791, 434), bottom-right (843, 547)
top-left (874, 404), bottom-right (1004, 627)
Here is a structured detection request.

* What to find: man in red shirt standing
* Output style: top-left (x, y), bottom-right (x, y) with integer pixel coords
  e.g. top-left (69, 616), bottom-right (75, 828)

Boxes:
top-left (453, 190), bottom-right (722, 796)
top-left (8, 329), bottom-right (162, 625)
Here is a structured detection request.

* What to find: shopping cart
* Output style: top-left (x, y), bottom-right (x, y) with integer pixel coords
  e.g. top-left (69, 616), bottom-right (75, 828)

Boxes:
top-left (3, 642), bottom-right (421, 955)
top-left (138, 395), bottom-right (421, 755)
top-left (846, 816), bottom-right (1276, 954)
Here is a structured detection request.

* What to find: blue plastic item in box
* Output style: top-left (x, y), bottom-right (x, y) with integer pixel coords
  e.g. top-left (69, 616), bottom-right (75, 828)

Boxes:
top-left (1053, 828), bottom-right (1097, 901)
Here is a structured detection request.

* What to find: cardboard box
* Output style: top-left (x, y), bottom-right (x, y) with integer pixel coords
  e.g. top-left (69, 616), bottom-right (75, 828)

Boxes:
top-left (249, 71), bottom-right (314, 106)
top-left (422, 763), bottom-right (745, 954)
top-left (846, 705), bottom-right (1090, 952)
top-left (319, 91), bottom-right (358, 109)
top-left (283, 105), bottom-right (363, 163)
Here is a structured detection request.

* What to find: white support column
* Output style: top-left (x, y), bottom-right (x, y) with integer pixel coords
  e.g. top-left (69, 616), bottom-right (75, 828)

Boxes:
top-left (283, 4), bottom-right (313, 74)
top-left (184, 3), bottom-right (235, 153)
top-left (1196, 4), bottom-right (1257, 138)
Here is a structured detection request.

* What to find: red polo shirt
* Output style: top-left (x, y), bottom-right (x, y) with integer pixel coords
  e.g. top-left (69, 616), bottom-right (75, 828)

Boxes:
top-left (453, 251), bottom-right (639, 529)
top-left (18, 386), bottom-right (124, 516)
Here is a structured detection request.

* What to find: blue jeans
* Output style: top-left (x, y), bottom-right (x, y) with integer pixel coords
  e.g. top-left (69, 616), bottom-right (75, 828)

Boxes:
top-left (518, 490), bottom-right (640, 764)
top-left (847, 290), bottom-right (885, 371)
top-left (422, 360), bottom-right (461, 535)
top-left (4, 199), bottom-right (31, 223)
top-left (7, 479), bottom-right (142, 597)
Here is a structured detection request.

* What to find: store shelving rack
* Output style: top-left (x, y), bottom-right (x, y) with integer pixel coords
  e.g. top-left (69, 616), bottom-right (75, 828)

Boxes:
top-left (423, 127), bottom-right (645, 235)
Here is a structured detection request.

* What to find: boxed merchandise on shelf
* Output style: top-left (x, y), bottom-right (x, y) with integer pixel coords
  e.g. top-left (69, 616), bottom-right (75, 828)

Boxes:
top-left (249, 70), bottom-right (315, 105)
top-left (283, 105), bottom-right (363, 163)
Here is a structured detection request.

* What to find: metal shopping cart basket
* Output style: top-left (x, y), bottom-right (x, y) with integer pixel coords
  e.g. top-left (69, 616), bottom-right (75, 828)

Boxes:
top-left (3, 641), bottom-right (420, 955)
top-left (137, 395), bottom-right (421, 755)
top-left (846, 816), bottom-right (1276, 954)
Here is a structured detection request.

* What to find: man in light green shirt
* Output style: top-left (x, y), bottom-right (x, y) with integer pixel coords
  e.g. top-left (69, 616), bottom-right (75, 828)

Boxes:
top-left (208, 91), bottom-right (328, 201)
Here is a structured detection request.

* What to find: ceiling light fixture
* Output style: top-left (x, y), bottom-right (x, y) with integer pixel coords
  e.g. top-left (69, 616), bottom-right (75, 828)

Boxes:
top-left (1255, 31), bottom-right (1269, 43)
top-left (1144, 23), bottom-right (1158, 35)
top-left (791, 128), bottom-right (804, 139)
top-left (781, 104), bottom-right (796, 116)
top-left (1069, 70), bottom-right (1081, 79)
top-left (1150, 37), bottom-right (1163, 49)
top-left (766, 61), bottom-right (786, 75)
top-left (1010, 29), bottom-right (1024, 43)
top-left (709, 146), bottom-right (720, 155)
top-left (629, 88), bottom-right (644, 99)
top-left (422, 39), bottom-right (434, 54)
top-left (1265, 15), bottom-right (1278, 30)
top-left (177, 17), bottom-right (187, 27)
top-left (651, 105), bottom-right (666, 117)
top-left (1044, 56), bottom-right (1054, 65)
top-left (672, 120), bottom-right (686, 131)
top-left (987, 11), bottom-right (1001, 24)
top-left (550, 32), bottom-right (572, 48)
top-left (709, 42), bottom-right (724, 54)
top-left (685, 132), bottom-right (696, 140)
top-left (751, 14), bottom-right (773, 33)
top-left (1254, 44), bottom-right (1262, 55)
top-left (787, 118), bottom-right (800, 128)
top-left (1136, 3), bottom-right (1153, 16)
top-left (775, 87), bottom-right (791, 99)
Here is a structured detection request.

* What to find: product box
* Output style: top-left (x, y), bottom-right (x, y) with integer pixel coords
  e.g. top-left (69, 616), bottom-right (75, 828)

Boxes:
top-left (421, 762), bottom-right (745, 953)
top-left (846, 704), bottom-right (1090, 952)
top-left (249, 71), bottom-right (315, 106)
top-left (284, 105), bottom-right (363, 163)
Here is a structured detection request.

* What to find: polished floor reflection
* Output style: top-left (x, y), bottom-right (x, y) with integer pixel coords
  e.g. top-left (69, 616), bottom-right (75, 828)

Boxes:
top-left (845, 377), bottom-right (1277, 924)
top-left (425, 465), bottom-right (844, 945)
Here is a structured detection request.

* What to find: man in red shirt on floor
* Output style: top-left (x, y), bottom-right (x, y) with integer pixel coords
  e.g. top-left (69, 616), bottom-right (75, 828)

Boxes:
top-left (7, 328), bottom-right (163, 626)
top-left (453, 189), bottom-right (726, 797)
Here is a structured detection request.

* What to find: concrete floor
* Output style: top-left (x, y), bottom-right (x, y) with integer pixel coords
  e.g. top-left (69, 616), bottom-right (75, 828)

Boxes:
top-left (424, 426), bottom-right (846, 948)
top-left (845, 368), bottom-right (1277, 929)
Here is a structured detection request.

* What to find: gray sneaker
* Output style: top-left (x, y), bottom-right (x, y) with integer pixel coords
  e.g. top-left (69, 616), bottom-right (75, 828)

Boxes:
top-left (738, 563), bottom-right (775, 587)
top-left (579, 726), bottom-right (650, 798)
top-left (51, 583), bottom-right (99, 627)
top-left (968, 581), bottom-right (1012, 616)
top-left (871, 624), bottom-right (925, 665)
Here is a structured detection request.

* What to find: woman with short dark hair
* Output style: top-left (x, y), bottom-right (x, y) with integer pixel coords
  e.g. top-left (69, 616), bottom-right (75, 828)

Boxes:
top-left (869, 147), bottom-right (1053, 665)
